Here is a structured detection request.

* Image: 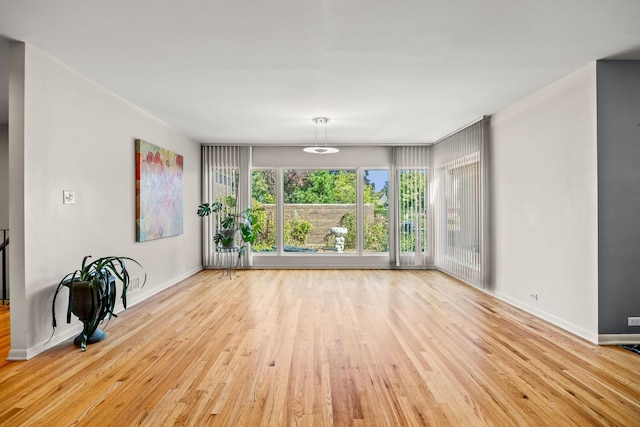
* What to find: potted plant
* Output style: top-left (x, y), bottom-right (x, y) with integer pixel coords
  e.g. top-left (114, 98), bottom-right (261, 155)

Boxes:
top-left (51, 255), bottom-right (146, 351)
top-left (197, 196), bottom-right (261, 256)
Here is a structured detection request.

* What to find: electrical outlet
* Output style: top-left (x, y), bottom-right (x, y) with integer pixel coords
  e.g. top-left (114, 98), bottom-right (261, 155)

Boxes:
top-left (628, 317), bottom-right (640, 327)
top-left (131, 277), bottom-right (140, 291)
top-left (62, 190), bottom-right (76, 205)
top-left (530, 293), bottom-right (538, 301)
top-left (186, 261), bottom-right (191, 268)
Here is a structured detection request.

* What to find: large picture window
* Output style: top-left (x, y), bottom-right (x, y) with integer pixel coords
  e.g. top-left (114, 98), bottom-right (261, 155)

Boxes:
top-left (250, 168), bottom-right (390, 256)
top-left (249, 147), bottom-right (393, 267)
top-left (283, 169), bottom-right (357, 253)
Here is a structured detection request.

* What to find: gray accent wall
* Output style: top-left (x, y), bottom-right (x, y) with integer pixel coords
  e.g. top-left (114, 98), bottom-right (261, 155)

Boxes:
top-left (597, 60), bottom-right (640, 334)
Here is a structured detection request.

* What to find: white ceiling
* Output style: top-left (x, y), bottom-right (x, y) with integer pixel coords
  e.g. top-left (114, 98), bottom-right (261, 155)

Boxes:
top-left (1, 0), bottom-right (640, 145)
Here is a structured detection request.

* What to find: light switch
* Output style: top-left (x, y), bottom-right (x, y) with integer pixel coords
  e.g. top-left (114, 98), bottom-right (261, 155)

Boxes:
top-left (63, 190), bottom-right (76, 205)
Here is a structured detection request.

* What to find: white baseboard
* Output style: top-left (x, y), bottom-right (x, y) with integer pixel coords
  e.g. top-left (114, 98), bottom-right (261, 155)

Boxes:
top-left (484, 289), bottom-right (599, 344)
top-left (598, 334), bottom-right (640, 345)
top-left (124, 266), bottom-right (203, 309)
top-left (13, 325), bottom-right (84, 360)
top-left (8, 267), bottom-right (204, 361)
top-left (6, 348), bottom-right (28, 361)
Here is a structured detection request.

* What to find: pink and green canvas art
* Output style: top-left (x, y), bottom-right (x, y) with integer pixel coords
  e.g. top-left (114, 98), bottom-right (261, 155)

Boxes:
top-left (135, 139), bottom-right (184, 242)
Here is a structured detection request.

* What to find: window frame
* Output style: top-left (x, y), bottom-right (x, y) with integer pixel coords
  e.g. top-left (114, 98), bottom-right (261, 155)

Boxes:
top-left (250, 165), bottom-right (392, 268)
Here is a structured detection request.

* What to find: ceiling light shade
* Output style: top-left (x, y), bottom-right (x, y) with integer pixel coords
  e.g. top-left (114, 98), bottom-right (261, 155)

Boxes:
top-left (304, 117), bottom-right (339, 154)
top-left (303, 146), bottom-right (340, 154)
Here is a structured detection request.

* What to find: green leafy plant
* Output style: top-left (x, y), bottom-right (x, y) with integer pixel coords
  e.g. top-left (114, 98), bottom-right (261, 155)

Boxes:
top-left (250, 199), bottom-right (276, 251)
top-left (364, 215), bottom-right (389, 252)
top-left (52, 255), bottom-right (146, 351)
top-left (197, 196), bottom-right (262, 256)
top-left (283, 211), bottom-right (312, 247)
top-left (339, 211), bottom-right (357, 250)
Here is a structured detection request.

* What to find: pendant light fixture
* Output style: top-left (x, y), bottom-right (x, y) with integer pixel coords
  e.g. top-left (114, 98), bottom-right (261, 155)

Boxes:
top-left (303, 117), bottom-right (339, 154)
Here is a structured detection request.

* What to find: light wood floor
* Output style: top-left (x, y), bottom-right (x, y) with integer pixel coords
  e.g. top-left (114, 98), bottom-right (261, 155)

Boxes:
top-left (0, 270), bottom-right (639, 426)
top-left (0, 303), bottom-right (8, 369)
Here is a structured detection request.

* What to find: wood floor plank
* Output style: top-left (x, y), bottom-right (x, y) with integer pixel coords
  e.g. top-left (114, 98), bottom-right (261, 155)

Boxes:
top-left (0, 304), bottom-right (9, 370)
top-left (1, 269), bottom-right (639, 426)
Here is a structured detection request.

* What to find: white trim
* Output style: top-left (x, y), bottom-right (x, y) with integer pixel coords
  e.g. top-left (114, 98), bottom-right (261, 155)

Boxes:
top-left (124, 267), bottom-right (203, 308)
top-left (7, 348), bottom-right (29, 361)
top-left (598, 334), bottom-right (640, 345)
top-left (432, 116), bottom-right (487, 146)
top-left (15, 326), bottom-right (83, 361)
top-left (485, 288), bottom-right (599, 344)
top-left (7, 267), bottom-right (204, 361)
top-left (252, 254), bottom-right (392, 269)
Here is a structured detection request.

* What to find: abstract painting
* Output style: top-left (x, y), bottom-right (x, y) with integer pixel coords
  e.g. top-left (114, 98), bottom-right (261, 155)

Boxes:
top-left (135, 139), bottom-right (184, 242)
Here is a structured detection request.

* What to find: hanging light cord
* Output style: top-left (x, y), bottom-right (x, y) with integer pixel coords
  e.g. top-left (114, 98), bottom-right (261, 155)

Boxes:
top-left (304, 117), bottom-right (339, 154)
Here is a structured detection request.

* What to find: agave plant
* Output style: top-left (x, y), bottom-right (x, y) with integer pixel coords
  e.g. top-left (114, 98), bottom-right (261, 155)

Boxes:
top-left (52, 255), bottom-right (146, 351)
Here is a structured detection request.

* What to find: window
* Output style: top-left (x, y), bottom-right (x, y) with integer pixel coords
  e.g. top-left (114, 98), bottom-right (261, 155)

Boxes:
top-left (203, 133), bottom-right (487, 275)
top-left (397, 169), bottom-right (428, 256)
top-left (201, 145), bottom-right (250, 267)
top-left (363, 169), bottom-right (389, 253)
top-left (204, 124), bottom-right (487, 276)
top-left (432, 117), bottom-right (488, 287)
top-left (251, 169), bottom-right (277, 252)
top-left (445, 154), bottom-right (480, 265)
top-left (282, 169), bottom-right (357, 253)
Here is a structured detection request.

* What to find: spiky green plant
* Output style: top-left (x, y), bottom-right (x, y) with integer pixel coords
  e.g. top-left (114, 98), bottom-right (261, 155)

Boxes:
top-left (52, 255), bottom-right (146, 351)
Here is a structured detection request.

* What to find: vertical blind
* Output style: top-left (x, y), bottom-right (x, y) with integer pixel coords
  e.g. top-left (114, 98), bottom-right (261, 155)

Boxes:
top-left (432, 118), bottom-right (489, 287)
top-left (201, 146), bottom-right (252, 267)
top-left (391, 146), bottom-right (432, 267)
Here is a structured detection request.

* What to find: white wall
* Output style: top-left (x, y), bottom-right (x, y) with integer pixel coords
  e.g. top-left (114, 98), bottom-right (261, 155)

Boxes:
top-left (8, 43), bottom-right (202, 359)
top-left (252, 146), bottom-right (390, 168)
top-left (490, 62), bottom-right (599, 343)
top-left (0, 124), bottom-right (7, 229)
